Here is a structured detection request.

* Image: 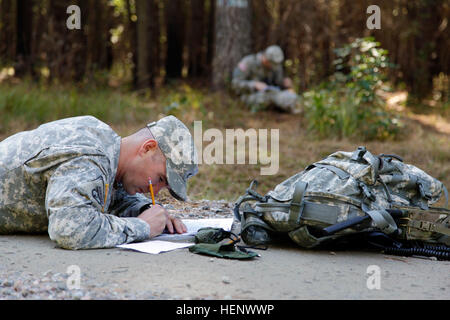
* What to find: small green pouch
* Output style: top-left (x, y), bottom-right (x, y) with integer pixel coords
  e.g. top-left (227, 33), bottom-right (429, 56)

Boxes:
top-left (190, 227), bottom-right (259, 260)
top-left (194, 227), bottom-right (234, 244)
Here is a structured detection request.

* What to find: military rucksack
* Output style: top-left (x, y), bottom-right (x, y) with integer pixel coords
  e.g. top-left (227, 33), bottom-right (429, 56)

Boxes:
top-left (234, 146), bottom-right (450, 259)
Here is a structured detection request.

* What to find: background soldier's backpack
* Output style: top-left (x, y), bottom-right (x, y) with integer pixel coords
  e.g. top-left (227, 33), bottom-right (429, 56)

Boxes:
top-left (234, 146), bottom-right (450, 259)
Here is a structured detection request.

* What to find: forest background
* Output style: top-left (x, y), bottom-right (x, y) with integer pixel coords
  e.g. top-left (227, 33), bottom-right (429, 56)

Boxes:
top-left (0, 0), bottom-right (448, 202)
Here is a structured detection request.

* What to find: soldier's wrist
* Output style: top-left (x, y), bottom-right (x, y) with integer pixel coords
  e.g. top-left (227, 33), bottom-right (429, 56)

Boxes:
top-left (139, 203), bottom-right (152, 214)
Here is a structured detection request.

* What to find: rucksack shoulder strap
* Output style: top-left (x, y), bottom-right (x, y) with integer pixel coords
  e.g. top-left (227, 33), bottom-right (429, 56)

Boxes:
top-left (289, 181), bottom-right (308, 225)
top-left (443, 185), bottom-right (449, 208)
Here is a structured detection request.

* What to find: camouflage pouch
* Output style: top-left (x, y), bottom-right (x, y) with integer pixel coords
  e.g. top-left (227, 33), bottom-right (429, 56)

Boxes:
top-left (189, 242), bottom-right (259, 259)
top-left (194, 227), bottom-right (234, 244)
top-left (190, 227), bottom-right (258, 259)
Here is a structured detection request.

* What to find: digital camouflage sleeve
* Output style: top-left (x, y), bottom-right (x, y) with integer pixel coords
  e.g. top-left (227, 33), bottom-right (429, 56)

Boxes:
top-left (231, 53), bottom-right (285, 94)
top-left (0, 116), bottom-right (151, 250)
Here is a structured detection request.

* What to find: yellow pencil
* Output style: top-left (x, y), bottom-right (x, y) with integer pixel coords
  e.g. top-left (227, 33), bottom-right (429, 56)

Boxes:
top-left (148, 179), bottom-right (155, 206)
top-left (102, 183), bottom-right (109, 213)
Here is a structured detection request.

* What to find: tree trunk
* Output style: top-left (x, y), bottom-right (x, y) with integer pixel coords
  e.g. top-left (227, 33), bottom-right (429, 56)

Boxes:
top-left (136, 0), bottom-right (152, 89)
top-left (42, 0), bottom-right (87, 82)
top-left (126, 0), bottom-right (138, 87)
top-left (337, 0), bottom-right (369, 45)
top-left (16, 0), bottom-right (33, 76)
top-left (86, 0), bottom-right (112, 74)
top-left (165, 0), bottom-right (186, 79)
top-left (205, 0), bottom-right (215, 77)
top-left (0, 0), bottom-right (17, 63)
top-left (250, 0), bottom-right (270, 53)
top-left (211, 0), bottom-right (252, 89)
top-left (405, 1), bottom-right (442, 99)
top-left (150, 0), bottom-right (160, 83)
top-left (188, 0), bottom-right (205, 78)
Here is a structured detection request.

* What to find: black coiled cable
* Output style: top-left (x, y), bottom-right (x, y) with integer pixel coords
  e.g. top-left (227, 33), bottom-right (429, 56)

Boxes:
top-left (423, 244), bottom-right (450, 252)
top-left (383, 244), bottom-right (450, 261)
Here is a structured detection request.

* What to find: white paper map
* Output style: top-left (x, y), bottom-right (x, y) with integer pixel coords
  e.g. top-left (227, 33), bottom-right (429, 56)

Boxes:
top-left (117, 240), bottom-right (194, 254)
top-left (116, 218), bottom-right (233, 254)
top-left (156, 218), bottom-right (234, 239)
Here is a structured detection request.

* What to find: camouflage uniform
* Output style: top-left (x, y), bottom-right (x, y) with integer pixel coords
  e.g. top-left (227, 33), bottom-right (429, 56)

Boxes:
top-left (0, 115), bottom-right (198, 250)
top-left (231, 46), bottom-right (299, 113)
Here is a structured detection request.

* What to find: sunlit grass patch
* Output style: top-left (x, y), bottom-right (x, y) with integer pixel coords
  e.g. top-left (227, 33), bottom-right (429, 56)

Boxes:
top-left (0, 82), bottom-right (150, 134)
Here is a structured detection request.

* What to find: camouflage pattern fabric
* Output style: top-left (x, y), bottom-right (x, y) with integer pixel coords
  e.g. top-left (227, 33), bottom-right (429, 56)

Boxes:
top-left (267, 149), bottom-right (445, 209)
top-left (0, 116), bottom-right (151, 249)
top-left (236, 147), bottom-right (449, 248)
top-left (147, 116), bottom-right (199, 201)
top-left (240, 90), bottom-right (298, 113)
top-left (264, 45), bottom-right (284, 64)
top-left (231, 53), bottom-right (299, 112)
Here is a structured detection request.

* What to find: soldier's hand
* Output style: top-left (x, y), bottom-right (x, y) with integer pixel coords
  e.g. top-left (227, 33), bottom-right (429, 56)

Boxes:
top-left (165, 215), bottom-right (187, 234)
top-left (254, 81), bottom-right (268, 91)
top-left (137, 204), bottom-right (168, 238)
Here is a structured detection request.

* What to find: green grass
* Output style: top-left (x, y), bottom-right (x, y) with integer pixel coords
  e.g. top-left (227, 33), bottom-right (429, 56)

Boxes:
top-left (0, 82), bottom-right (150, 134)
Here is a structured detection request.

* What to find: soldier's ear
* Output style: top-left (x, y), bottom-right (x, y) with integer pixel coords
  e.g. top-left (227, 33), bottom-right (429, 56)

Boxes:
top-left (140, 139), bottom-right (158, 154)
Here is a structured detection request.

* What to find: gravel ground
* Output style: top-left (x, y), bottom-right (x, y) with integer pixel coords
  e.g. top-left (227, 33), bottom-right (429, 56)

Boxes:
top-left (0, 266), bottom-right (172, 300)
top-left (0, 199), bottom-right (236, 300)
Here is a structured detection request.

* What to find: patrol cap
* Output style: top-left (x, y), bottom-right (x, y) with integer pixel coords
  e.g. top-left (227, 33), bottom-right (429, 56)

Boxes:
top-left (264, 45), bottom-right (284, 64)
top-left (147, 116), bottom-right (199, 201)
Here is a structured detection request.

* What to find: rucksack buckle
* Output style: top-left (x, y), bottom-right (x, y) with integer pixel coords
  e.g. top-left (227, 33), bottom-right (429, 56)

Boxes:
top-left (351, 146), bottom-right (367, 163)
top-left (246, 180), bottom-right (267, 202)
top-left (417, 182), bottom-right (432, 200)
top-left (419, 221), bottom-right (435, 232)
top-left (358, 181), bottom-right (376, 202)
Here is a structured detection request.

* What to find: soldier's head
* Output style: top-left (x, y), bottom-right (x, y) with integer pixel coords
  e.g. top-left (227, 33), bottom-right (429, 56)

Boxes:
top-left (118, 116), bottom-right (198, 201)
top-left (262, 45), bottom-right (284, 69)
